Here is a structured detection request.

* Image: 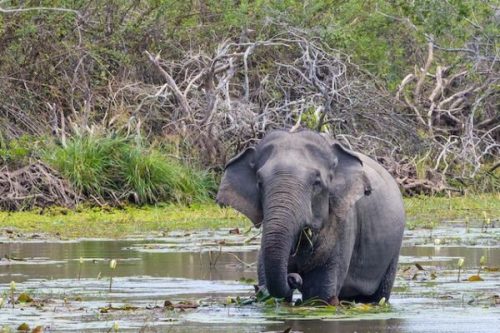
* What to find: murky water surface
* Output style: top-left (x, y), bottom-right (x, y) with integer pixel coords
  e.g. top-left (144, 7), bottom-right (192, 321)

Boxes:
top-left (0, 226), bottom-right (498, 332)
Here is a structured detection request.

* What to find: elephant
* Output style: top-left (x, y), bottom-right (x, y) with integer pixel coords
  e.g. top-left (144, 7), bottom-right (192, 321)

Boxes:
top-left (216, 130), bottom-right (405, 304)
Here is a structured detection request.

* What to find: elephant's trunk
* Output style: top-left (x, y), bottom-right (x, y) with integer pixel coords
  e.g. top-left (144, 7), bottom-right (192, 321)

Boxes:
top-left (262, 176), bottom-right (307, 299)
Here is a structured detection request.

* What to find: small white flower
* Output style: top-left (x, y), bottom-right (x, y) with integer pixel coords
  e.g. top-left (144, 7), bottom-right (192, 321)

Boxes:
top-left (110, 259), bottom-right (117, 270)
top-left (479, 256), bottom-right (486, 266)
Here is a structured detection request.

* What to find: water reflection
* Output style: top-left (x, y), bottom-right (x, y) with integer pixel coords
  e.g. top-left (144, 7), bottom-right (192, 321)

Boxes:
top-left (400, 246), bottom-right (497, 268)
top-left (1, 239), bottom-right (498, 284)
top-left (0, 240), bottom-right (258, 283)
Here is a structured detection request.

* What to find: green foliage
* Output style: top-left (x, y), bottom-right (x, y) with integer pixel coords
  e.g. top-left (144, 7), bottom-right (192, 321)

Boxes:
top-left (0, 194), bottom-right (496, 238)
top-left (43, 135), bottom-right (215, 204)
top-left (297, 107), bottom-right (331, 132)
top-left (1, 0), bottom-right (493, 94)
top-left (44, 135), bottom-right (122, 197)
top-left (119, 143), bottom-right (216, 204)
top-left (451, 166), bottom-right (500, 194)
top-left (405, 194), bottom-right (500, 229)
top-left (0, 203), bottom-right (247, 238)
top-left (0, 135), bottom-right (46, 168)
top-left (0, 0), bottom-right (497, 207)
top-left (120, 146), bottom-right (171, 203)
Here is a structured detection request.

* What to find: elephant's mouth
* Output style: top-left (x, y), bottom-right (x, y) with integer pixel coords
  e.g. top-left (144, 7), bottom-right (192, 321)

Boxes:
top-left (290, 227), bottom-right (315, 257)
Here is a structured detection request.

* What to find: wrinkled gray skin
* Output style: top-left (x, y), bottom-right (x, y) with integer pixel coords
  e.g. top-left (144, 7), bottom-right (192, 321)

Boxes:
top-left (216, 130), bottom-right (405, 304)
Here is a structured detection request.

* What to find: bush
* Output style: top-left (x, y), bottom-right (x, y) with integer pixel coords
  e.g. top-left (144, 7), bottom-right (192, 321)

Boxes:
top-left (0, 135), bottom-right (47, 168)
top-left (44, 135), bottom-right (215, 204)
top-left (44, 135), bottom-right (122, 197)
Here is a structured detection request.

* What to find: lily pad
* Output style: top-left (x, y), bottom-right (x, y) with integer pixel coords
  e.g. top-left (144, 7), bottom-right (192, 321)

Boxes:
top-left (467, 275), bottom-right (484, 282)
top-left (17, 293), bottom-right (33, 303)
top-left (16, 323), bottom-right (29, 331)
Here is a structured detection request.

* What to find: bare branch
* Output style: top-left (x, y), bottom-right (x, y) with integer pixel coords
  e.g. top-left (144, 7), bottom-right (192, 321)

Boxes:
top-left (0, 5), bottom-right (79, 16)
top-left (145, 51), bottom-right (192, 117)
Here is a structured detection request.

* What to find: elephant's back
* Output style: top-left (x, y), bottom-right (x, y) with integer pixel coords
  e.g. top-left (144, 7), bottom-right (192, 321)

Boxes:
top-left (341, 152), bottom-right (405, 298)
top-left (359, 154), bottom-right (401, 195)
top-left (356, 152), bottom-right (405, 222)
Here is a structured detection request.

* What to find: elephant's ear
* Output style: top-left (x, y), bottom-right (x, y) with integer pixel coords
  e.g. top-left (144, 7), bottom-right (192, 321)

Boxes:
top-left (216, 147), bottom-right (263, 227)
top-left (329, 143), bottom-right (372, 217)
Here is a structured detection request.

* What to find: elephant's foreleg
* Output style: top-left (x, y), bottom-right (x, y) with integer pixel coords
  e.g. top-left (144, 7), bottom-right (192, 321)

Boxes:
top-left (300, 265), bottom-right (339, 305)
top-left (257, 250), bottom-right (266, 287)
top-left (344, 256), bottom-right (399, 304)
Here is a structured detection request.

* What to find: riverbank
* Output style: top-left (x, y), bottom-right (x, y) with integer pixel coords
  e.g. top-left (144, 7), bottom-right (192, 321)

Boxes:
top-left (0, 194), bottom-right (498, 239)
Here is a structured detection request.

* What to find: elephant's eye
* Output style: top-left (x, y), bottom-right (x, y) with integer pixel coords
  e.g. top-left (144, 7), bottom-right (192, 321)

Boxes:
top-left (256, 172), bottom-right (263, 190)
top-left (311, 170), bottom-right (322, 189)
top-left (312, 170), bottom-right (322, 187)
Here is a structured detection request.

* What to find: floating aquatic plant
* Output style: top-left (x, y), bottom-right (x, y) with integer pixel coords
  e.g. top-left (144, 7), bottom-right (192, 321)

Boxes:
top-left (9, 281), bottom-right (15, 309)
top-left (16, 323), bottom-right (29, 332)
top-left (479, 255), bottom-right (486, 274)
top-left (109, 259), bottom-right (117, 292)
top-left (16, 293), bottom-right (33, 303)
top-left (78, 257), bottom-right (84, 281)
top-left (457, 258), bottom-right (464, 282)
top-left (468, 255), bottom-right (487, 282)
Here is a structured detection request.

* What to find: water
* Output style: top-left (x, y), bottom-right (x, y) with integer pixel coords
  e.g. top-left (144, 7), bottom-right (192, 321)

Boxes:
top-left (0, 227), bottom-right (498, 332)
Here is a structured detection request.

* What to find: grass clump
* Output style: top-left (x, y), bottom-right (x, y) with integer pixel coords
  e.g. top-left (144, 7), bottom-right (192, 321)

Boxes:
top-left (0, 135), bottom-right (47, 168)
top-left (44, 135), bottom-right (215, 205)
top-left (44, 135), bottom-right (121, 197)
top-left (119, 144), bottom-right (215, 203)
top-left (405, 194), bottom-right (500, 229)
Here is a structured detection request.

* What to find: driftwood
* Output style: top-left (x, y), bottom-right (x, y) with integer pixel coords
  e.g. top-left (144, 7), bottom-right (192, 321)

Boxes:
top-left (141, 24), bottom-right (413, 168)
top-left (397, 39), bottom-right (499, 179)
top-left (0, 162), bottom-right (80, 210)
top-left (377, 156), bottom-right (458, 196)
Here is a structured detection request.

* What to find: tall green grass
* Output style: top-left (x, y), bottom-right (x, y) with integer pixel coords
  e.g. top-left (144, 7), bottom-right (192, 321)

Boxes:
top-left (44, 135), bottom-right (122, 197)
top-left (44, 135), bottom-right (215, 204)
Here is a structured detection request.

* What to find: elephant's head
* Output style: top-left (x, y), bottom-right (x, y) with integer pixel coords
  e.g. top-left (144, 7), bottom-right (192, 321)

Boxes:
top-left (216, 130), bottom-right (371, 300)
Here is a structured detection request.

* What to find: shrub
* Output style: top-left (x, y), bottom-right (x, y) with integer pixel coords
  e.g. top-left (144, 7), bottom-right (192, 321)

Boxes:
top-left (44, 135), bottom-right (215, 204)
top-left (0, 135), bottom-right (47, 168)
